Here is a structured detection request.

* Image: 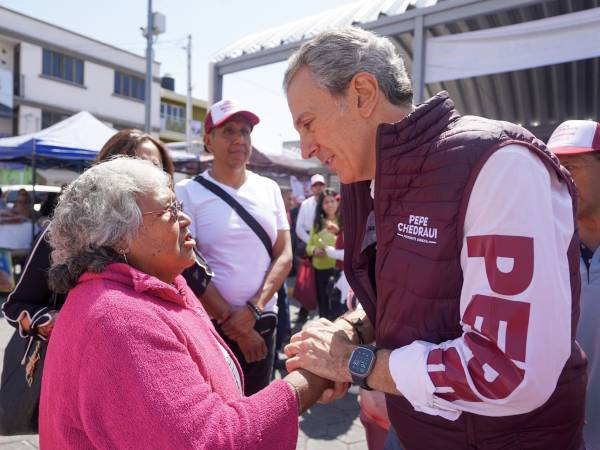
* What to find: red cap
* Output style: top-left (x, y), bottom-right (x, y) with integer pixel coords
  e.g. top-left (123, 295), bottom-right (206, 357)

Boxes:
top-left (204, 99), bottom-right (259, 134)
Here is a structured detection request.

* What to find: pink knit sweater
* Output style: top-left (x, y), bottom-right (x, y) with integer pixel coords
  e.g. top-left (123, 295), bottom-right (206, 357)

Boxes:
top-left (39, 263), bottom-right (298, 449)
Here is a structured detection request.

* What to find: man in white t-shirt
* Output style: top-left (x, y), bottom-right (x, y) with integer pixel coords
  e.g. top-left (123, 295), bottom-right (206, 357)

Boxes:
top-left (548, 120), bottom-right (600, 448)
top-left (176, 99), bottom-right (292, 395)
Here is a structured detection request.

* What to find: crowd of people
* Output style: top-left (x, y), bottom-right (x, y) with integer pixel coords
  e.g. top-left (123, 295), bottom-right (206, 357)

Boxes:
top-left (0, 25), bottom-right (598, 450)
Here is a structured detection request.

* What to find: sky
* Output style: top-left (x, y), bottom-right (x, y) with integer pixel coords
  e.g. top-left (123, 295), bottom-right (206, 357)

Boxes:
top-left (0, 0), bottom-right (355, 153)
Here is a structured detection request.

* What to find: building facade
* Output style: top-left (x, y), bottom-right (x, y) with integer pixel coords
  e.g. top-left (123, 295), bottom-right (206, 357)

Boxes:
top-left (0, 6), bottom-right (161, 138)
top-left (159, 77), bottom-right (207, 146)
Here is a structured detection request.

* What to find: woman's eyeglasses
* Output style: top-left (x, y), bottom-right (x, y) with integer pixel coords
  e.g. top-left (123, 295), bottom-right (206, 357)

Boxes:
top-left (142, 200), bottom-right (183, 222)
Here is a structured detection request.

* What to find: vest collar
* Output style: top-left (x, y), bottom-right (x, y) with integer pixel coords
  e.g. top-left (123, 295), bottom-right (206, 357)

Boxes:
top-left (376, 91), bottom-right (459, 155)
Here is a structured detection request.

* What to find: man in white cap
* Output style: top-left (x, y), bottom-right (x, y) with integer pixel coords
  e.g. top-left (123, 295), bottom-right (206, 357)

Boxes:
top-left (294, 173), bottom-right (326, 322)
top-left (176, 99), bottom-right (293, 395)
top-left (548, 119), bottom-right (600, 447)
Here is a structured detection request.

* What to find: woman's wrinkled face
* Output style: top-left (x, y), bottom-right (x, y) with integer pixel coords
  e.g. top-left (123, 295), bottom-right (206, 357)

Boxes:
top-left (322, 194), bottom-right (338, 218)
top-left (127, 189), bottom-right (196, 284)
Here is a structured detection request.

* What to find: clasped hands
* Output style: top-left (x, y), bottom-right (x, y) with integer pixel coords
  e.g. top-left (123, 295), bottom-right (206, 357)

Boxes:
top-left (284, 318), bottom-right (357, 404)
top-left (217, 305), bottom-right (266, 364)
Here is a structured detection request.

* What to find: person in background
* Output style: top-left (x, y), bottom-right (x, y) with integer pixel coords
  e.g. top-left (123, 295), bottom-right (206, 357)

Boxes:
top-left (306, 189), bottom-right (341, 320)
top-left (2, 129), bottom-right (202, 342)
top-left (0, 187), bottom-right (6, 209)
top-left (548, 119), bottom-right (600, 448)
top-left (274, 187), bottom-right (294, 371)
top-left (5, 188), bottom-right (35, 222)
top-left (322, 196), bottom-right (348, 320)
top-left (40, 157), bottom-right (331, 450)
top-left (36, 191), bottom-right (61, 229)
top-left (176, 99), bottom-right (292, 396)
top-left (294, 174), bottom-right (326, 323)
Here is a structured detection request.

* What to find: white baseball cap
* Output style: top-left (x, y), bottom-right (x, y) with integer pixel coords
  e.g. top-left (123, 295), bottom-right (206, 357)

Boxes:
top-left (204, 99), bottom-right (259, 134)
top-left (547, 120), bottom-right (600, 155)
top-left (310, 174), bottom-right (326, 186)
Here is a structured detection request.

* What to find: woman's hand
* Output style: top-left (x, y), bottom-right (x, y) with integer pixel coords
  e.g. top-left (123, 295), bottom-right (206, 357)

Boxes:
top-left (221, 306), bottom-right (256, 341)
top-left (236, 329), bottom-right (267, 363)
top-left (37, 311), bottom-right (59, 339)
top-left (313, 247), bottom-right (326, 257)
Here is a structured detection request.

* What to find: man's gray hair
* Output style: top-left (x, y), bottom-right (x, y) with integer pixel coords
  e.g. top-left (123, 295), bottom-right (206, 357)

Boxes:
top-left (283, 26), bottom-right (413, 106)
top-left (47, 157), bottom-right (171, 293)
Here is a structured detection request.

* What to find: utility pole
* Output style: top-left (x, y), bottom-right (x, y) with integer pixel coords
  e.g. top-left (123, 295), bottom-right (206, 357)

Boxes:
top-left (185, 34), bottom-right (193, 152)
top-left (144, 0), bottom-right (153, 133)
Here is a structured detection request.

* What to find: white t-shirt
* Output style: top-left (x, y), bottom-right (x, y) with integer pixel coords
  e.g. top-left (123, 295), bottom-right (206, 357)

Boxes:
top-left (175, 170), bottom-right (289, 312)
top-left (386, 144), bottom-right (574, 419)
top-left (295, 195), bottom-right (317, 244)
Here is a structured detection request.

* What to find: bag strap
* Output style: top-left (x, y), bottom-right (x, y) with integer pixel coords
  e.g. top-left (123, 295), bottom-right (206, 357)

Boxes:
top-left (194, 175), bottom-right (273, 259)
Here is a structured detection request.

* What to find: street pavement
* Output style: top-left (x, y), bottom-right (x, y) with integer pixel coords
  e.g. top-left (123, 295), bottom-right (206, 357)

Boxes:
top-left (0, 299), bottom-right (368, 449)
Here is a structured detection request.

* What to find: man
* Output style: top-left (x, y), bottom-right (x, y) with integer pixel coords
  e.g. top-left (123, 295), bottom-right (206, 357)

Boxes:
top-left (548, 120), bottom-right (600, 448)
top-left (176, 99), bottom-right (293, 395)
top-left (282, 27), bottom-right (586, 449)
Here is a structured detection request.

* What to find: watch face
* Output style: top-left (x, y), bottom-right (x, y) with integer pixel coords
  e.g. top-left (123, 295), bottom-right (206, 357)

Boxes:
top-left (349, 347), bottom-right (374, 376)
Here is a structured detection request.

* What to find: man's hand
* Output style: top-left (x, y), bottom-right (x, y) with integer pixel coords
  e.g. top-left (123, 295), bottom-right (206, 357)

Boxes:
top-left (221, 306), bottom-right (256, 341)
top-left (236, 329), bottom-right (267, 363)
top-left (284, 318), bottom-right (355, 383)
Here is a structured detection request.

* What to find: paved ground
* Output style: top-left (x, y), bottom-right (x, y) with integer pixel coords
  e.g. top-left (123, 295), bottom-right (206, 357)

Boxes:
top-left (0, 297), bottom-right (367, 449)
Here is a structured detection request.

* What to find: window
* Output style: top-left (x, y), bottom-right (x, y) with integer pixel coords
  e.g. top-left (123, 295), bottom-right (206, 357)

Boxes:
top-left (161, 102), bottom-right (186, 133)
top-left (42, 110), bottom-right (70, 129)
top-left (42, 49), bottom-right (84, 85)
top-left (114, 71), bottom-right (145, 101)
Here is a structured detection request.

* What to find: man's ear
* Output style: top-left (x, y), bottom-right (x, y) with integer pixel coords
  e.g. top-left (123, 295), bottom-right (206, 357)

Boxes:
top-left (203, 132), bottom-right (212, 154)
top-left (350, 72), bottom-right (379, 118)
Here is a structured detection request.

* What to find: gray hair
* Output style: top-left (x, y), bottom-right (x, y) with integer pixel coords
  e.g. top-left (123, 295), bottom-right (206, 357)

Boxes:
top-left (47, 156), bottom-right (171, 293)
top-left (283, 26), bottom-right (413, 106)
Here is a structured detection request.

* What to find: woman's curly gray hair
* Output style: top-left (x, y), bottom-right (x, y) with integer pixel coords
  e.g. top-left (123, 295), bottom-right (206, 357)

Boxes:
top-left (47, 157), bottom-right (171, 293)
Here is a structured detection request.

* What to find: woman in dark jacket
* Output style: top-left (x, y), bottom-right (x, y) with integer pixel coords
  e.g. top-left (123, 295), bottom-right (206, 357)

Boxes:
top-left (2, 129), bottom-right (212, 339)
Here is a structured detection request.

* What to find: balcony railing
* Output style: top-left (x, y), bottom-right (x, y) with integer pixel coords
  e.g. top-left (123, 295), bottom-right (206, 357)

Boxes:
top-left (161, 116), bottom-right (185, 134)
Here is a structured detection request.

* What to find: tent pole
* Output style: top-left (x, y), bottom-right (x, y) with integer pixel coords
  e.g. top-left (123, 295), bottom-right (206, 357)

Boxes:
top-left (31, 138), bottom-right (37, 244)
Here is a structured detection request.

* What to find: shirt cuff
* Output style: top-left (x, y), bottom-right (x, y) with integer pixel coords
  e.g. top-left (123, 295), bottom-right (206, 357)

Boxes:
top-left (389, 341), bottom-right (461, 421)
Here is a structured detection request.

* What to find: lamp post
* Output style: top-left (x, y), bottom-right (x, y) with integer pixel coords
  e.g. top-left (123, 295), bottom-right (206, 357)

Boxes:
top-left (142, 1), bottom-right (166, 133)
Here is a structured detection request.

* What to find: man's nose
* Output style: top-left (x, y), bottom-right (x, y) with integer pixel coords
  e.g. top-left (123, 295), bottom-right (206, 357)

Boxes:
top-left (300, 137), bottom-right (316, 160)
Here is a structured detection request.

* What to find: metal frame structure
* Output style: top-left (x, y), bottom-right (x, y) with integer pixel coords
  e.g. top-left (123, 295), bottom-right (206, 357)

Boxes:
top-left (211, 0), bottom-right (547, 102)
top-left (210, 0), bottom-right (600, 140)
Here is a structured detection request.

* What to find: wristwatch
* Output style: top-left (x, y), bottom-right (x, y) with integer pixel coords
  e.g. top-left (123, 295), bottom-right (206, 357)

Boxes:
top-left (348, 345), bottom-right (377, 390)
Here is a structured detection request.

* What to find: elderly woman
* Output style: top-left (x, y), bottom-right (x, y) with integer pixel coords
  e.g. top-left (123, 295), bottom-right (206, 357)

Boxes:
top-left (2, 129), bottom-right (201, 340)
top-left (39, 158), bottom-right (328, 450)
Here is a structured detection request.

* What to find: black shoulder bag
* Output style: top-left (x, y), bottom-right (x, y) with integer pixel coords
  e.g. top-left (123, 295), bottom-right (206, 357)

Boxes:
top-left (194, 175), bottom-right (273, 259)
top-left (194, 175), bottom-right (277, 334)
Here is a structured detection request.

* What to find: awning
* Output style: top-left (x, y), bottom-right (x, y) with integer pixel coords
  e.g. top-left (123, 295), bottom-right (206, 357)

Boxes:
top-left (425, 7), bottom-right (600, 83)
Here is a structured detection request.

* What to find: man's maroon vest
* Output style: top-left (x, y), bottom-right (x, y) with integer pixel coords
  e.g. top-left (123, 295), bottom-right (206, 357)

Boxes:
top-left (342, 92), bottom-right (586, 449)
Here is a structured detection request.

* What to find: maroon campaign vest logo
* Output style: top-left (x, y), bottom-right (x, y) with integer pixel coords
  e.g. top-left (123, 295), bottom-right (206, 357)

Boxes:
top-left (396, 214), bottom-right (439, 245)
